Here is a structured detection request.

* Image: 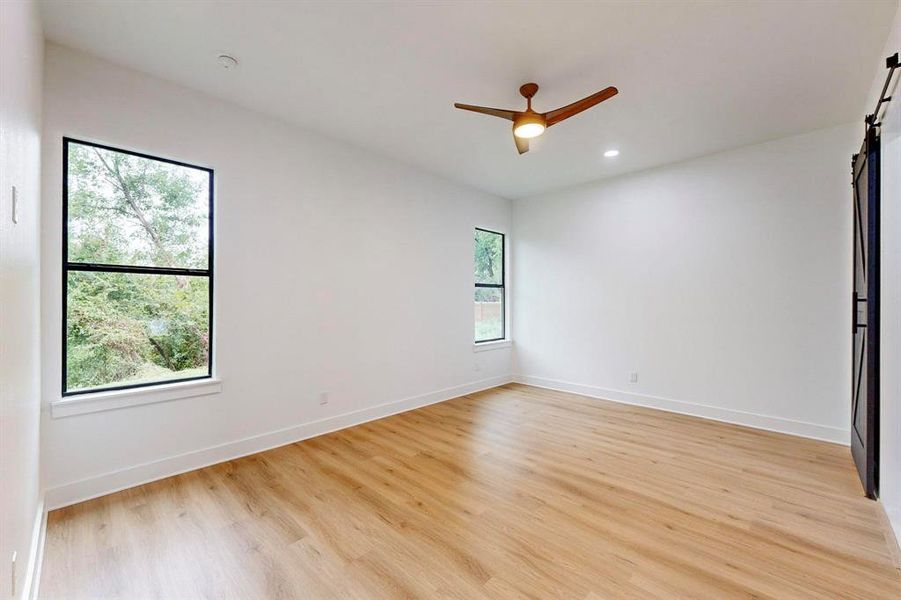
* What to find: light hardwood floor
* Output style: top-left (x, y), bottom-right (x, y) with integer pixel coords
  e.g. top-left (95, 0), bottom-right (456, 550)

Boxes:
top-left (40, 384), bottom-right (901, 599)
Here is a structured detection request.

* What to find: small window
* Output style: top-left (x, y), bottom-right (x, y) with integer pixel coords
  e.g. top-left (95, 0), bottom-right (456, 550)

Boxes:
top-left (63, 138), bottom-right (214, 395)
top-left (474, 228), bottom-right (505, 342)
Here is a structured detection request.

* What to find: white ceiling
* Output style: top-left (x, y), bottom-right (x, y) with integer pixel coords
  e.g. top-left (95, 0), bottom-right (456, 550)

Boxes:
top-left (39, 1), bottom-right (896, 199)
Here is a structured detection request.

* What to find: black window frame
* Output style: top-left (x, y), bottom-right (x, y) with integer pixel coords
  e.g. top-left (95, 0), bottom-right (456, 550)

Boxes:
top-left (474, 227), bottom-right (506, 343)
top-left (62, 137), bottom-right (215, 396)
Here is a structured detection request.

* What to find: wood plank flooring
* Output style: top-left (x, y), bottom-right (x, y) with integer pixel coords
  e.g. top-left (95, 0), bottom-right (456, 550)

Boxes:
top-left (40, 384), bottom-right (901, 599)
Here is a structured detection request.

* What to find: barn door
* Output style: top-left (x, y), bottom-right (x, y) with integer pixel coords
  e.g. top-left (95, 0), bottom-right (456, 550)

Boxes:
top-left (851, 125), bottom-right (880, 499)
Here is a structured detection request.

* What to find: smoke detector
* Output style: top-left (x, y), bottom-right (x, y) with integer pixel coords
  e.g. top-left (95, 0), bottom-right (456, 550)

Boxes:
top-left (217, 54), bottom-right (238, 70)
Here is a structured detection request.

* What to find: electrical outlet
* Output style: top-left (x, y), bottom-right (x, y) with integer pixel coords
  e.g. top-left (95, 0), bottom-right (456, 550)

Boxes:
top-left (629, 371), bottom-right (639, 384)
top-left (319, 392), bottom-right (329, 406)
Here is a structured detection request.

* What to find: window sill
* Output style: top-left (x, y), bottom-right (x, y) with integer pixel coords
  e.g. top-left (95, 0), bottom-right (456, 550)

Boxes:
top-left (473, 339), bottom-right (513, 352)
top-left (51, 378), bottom-right (222, 418)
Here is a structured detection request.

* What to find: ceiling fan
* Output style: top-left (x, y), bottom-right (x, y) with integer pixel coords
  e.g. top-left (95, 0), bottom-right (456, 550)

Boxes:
top-left (454, 83), bottom-right (618, 154)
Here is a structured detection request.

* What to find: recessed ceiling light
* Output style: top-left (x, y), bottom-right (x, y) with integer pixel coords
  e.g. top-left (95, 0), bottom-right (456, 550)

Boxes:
top-left (217, 54), bottom-right (238, 70)
top-left (603, 149), bottom-right (619, 158)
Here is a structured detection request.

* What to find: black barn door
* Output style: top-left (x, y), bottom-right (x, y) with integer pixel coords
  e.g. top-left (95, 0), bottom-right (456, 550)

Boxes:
top-left (851, 126), bottom-right (880, 499)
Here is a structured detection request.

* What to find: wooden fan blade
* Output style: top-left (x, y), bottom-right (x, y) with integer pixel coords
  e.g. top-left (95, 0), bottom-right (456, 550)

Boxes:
top-left (454, 103), bottom-right (518, 121)
top-left (544, 86), bottom-right (618, 126)
top-left (514, 135), bottom-right (529, 154)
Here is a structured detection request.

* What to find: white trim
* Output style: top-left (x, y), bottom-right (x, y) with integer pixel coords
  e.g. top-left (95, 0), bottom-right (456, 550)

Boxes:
top-left (473, 339), bottom-right (512, 352)
top-left (883, 501), bottom-right (901, 570)
top-left (22, 496), bottom-right (47, 600)
top-left (51, 378), bottom-right (222, 418)
top-left (44, 374), bottom-right (513, 510)
top-left (514, 374), bottom-right (849, 445)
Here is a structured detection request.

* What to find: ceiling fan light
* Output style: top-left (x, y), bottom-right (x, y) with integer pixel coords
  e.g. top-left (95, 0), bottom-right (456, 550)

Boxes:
top-left (514, 122), bottom-right (546, 139)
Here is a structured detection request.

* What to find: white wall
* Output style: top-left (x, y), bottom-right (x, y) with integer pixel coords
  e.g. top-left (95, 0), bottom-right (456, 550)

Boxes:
top-left (513, 123), bottom-right (857, 444)
top-left (0, 1), bottom-right (44, 598)
top-left (40, 45), bottom-right (512, 507)
top-left (872, 0), bottom-right (901, 545)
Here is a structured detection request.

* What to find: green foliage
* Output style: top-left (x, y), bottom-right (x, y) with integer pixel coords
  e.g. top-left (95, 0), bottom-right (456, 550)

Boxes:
top-left (474, 229), bottom-right (502, 284)
top-left (68, 144), bottom-right (207, 268)
top-left (66, 143), bottom-right (210, 392)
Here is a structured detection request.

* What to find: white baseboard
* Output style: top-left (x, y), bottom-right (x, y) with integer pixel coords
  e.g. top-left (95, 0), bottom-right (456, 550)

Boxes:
top-left (44, 375), bottom-right (513, 511)
top-left (22, 496), bottom-right (47, 600)
top-left (514, 375), bottom-right (849, 445)
top-left (883, 502), bottom-right (901, 570)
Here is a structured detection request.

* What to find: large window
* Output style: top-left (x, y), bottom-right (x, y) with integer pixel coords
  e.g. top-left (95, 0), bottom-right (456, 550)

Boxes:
top-left (474, 228), bottom-right (505, 342)
top-left (63, 138), bottom-right (213, 395)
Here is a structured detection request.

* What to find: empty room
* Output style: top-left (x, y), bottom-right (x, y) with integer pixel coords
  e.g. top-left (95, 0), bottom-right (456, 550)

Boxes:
top-left (3, 0), bottom-right (901, 598)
